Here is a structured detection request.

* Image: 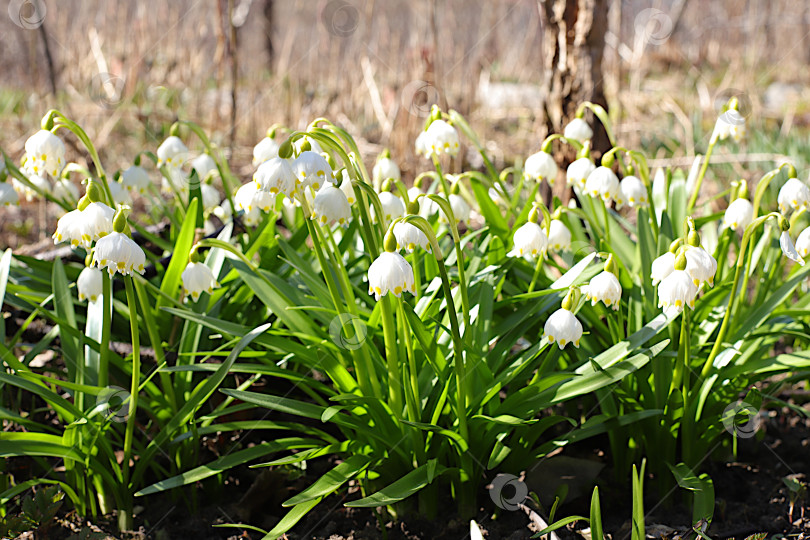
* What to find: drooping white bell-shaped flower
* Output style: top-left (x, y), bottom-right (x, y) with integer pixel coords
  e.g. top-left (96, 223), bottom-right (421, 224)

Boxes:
top-left (651, 251), bottom-right (676, 286)
top-left (254, 157), bottom-right (296, 197)
top-left (92, 231), bottom-right (146, 276)
top-left (0, 182), bottom-right (19, 206)
top-left (544, 294), bottom-right (583, 349)
top-left (377, 191), bottom-right (405, 224)
top-left (367, 249), bottom-right (416, 300)
top-left (777, 178), bottom-right (810, 214)
top-left (566, 157), bottom-right (596, 189)
top-left (780, 230), bottom-right (805, 266)
top-left (81, 202), bottom-right (116, 245)
top-left (524, 150), bottom-right (558, 184)
top-left (585, 166), bottom-right (620, 203)
top-left (547, 219), bottom-right (571, 252)
top-left (584, 257), bottom-right (622, 309)
top-left (311, 183), bottom-right (351, 226)
top-left (723, 198), bottom-right (754, 232)
top-left (448, 194), bottom-right (471, 224)
top-left (795, 227), bottom-right (810, 258)
top-left (394, 221), bottom-right (430, 253)
top-left (372, 154), bottom-right (401, 191)
top-left (108, 180), bottom-right (132, 206)
top-left (52, 179), bottom-right (79, 203)
top-left (252, 136), bottom-right (280, 166)
top-left (191, 153), bottom-right (218, 180)
top-left (711, 109), bottom-right (745, 144)
top-left (563, 117), bottom-right (593, 142)
top-left (53, 210), bottom-right (84, 247)
top-left (657, 253), bottom-right (697, 312)
top-left (618, 175), bottom-right (648, 208)
top-left (414, 131), bottom-right (429, 158)
top-left (182, 261), bottom-right (219, 301)
top-left (156, 136), bottom-right (189, 169)
top-left (338, 170), bottom-right (356, 205)
top-left (293, 151), bottom-right (333, 192)
top-left (423, 120), bottom-right (460, 158)
top-left (201, 183), bottom-right (221, 212)
top-left (235, 181), bottom-right (274, 214)
top-left (121, 165), bottom-right (151, 194)
top-left (14, 174), bottom-right (50, 202)
top-left (77, 266), bottom-right (103, 302)
top-left (24, 130), bottom-right (65, 178)
top-left (684, 245), bottom-right (717, 286)
top-left (510, 221), bottom-right (548, 258)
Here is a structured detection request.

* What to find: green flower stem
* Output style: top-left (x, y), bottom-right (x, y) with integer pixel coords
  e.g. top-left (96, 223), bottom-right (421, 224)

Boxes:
top-left (686, 140), bottom-right (717, 214)
top-left (528, 252), bottom-right (546, 294)
top-left (411, 251), bottom-right (422, 300)
top-left (577, 101), bottom-right (617, 147)
top-left (119, 277), bottom-right (141, 531)
top-left (380, 295), bottom-right (403, 418)
top-left (447, 110), bottom-right (499, 182)
top-left (601, 197), bottom-right (612, 247)
top-left (737, 233), bottom-right (756, 307)
top-left (752, 164), bottom-right (793, 219)
top-left (428, 195), bottom-right (471, 333)
top-left (133, 278), bottom-right (176, 413)
top-left (99, 274), bottom-right (112, 388)
top-left (398, 299), bottom-right (426, 464)
top-left (175, 121), bottom-right (237, 216)
top-left (430, 156), bottom-right (452, 197)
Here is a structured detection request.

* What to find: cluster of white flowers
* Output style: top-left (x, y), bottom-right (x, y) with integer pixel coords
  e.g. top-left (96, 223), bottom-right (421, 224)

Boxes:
top-left (651, 233), bottom-right (717, 313)
top-left (415, 119), bottom-right (460, 158)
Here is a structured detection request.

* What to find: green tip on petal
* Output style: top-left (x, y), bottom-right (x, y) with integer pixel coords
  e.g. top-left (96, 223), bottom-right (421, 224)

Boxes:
top-left (687, 230), bottom-right (700, 247)
top-left (381, 148), bottom-right (391, 159)
top-left (674, 252), bottom-right (688, 271)
top-left (668, 238), bottom-right (683, 254)
top-left (779, 215), bottom-right (790, 232)
top-left (383, 230), bottom-right (398, 253)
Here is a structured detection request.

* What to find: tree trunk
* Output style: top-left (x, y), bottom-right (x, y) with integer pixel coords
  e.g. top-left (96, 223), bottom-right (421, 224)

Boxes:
top-left (539, 0), bottom-right (610, 173)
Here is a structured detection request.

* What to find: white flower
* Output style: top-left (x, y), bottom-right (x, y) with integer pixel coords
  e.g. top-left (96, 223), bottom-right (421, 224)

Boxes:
top-left (780, 230), bottom-right (805, 266)
top-left (156, 136), bottom-right (189, 169)
top-left (311, 183), bottom-right (351, 226)
top-left (723, 198), bottom-right (754, 231)
top-left (777, 178), bottom-right (810, 214)
top-left (524, 151), bottom-right (558, 184)
top-left (414, 131), bottom-right (429, 158)
top-left (77, 266), bottom-right (103, 302)
top-left (293, 151), bottom-right (333, 192)
top-left (409, 187), bottom-right (438, 217)
top-left (684, 246), bottom-right (717, 286)
top-left (423, 120), bottom-right (460, 158)
top-left (566, 157), bottom-right (595, 189)
top-left (711, 110), bottom-right (745, 144)
top-left (52, 179), bottom-right (79, 202)
top-left (510, 222), bottom-right (548, 258)
top-left (488, 187), bottom-right (507, 207)
top-left (394, 221), bottom-right (430, 252)
top-left (108, 181), bottom-right (132, 205)
top-left (470, 521), bottom-right (484, 540)
top-left (657, 270), bottom-right (698, 312)
top-left (651, 252), bottom-right (675, 286)
top-left (121, 166), bottom-right (151, 194)
top-left (338, 170), bottom-right (356, 204)
top-left (448, 194), bottom-right (471, 224)
top-left (253, 136), bottom-right (279, 167)
top-left (191, 154), bottom-right (218, 180)
top-left (0, 183), bottom-right (18, 206)
top-left (182, 262), bottom-right (219, 300)
top-left (618, 175), bottom-right (648, 208)
top-left (372, 157), bottom-right (401, 191)
top-left (254, 157), bottom-right (296, 197)
top-left (563, 118), bottom-right (593, 142)
top-left (294, 136), bottom-right (323, 155)
top-left (796, 227), bottom-right (810, 258)
top-left (53, 210), bottom-right (84, 247)
top-left (584, 270), bottom-right (622, 310)
top-left (213, 200), bottom-right (233, 222)
top-left (53, 202), bottom-right (114, 249)
top-left (14, 174), bottom-right (50, 202)
top-left (377, 192), bottom-right (405, 224)
top-left (367, 251), bottom-right (416, 300)
top-left (24, 130), bottom-right (65, 177)
top-left (548, 219), bottom-right (571, 251)
top-left (235, 181), bottom-right (274, 213)
top-left (543, 308), bottom-right (583, 349)
top-left (201, 183), bottom-right (221, 211)
top-left (91, 232), bottom-right (146, 276)
top-left (585, 166), bottom-right (620, 202)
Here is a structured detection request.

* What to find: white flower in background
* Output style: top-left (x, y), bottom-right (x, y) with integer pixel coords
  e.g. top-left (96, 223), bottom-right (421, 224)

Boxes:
top-left (294, 136), bottom-right (323, 155)
top-left (780, 230), bottom-right (805, 266)
top-left (487, 187), bottom-right (507, 207)
top-left (77, 266), bottom-right (103, 302)
top-left (407, 186), bottom-right (423, 204)
top-left (53, 210), bottom-right (84, 247)
top-left (13, 174), bottom-right (50, 202)
top-left (723, 198), bottom-right (754, 231)
top-left (409, 187), bottom-right (438, 217)
top-left (213, 200), bottom-right (233, 222)
top-left (448, 194), bottom-right (471, 224)
top-left (657, 269), bottom-right (698, 312)
top-left (254, 157), bottom-right (296, 197)
top-left (524, 150), bottom-right (558, 184)
top-left (52, 179), bottom-right (79, 202)
top-left (711, 110), bottom-right (745, 143)
top-left (24, 130), bottom-right (65, 177)
top-left (367, 251), bottom-right (416, 300)
top-left (253, 136), bottom-right (279, 166)
top-left (684, 246), bottom-right (717, 286)
top-left (414, 131), bottom-right (429, 158)
top-left (585, 166), bottom-right (620, 202)
top-left (235, 181), bottom-right (274, 213)
top-left (563, 117), bottom-right (593, 142)
top-left (372, 155), bottom-right (401, 191)
top-left (108, 180), bottom-right (132, 206)
top-left (795, 227), bottom-right (810, 258)
top-left (510, 222), bottom-right (548, 258)
top-left (394, 221), bottom-right (430, 252)
top-left (548, 219), bottom-right (571, 252)
top-left (201, 183), bottom-right (221, 211)
top-left (293, 151), bottom-right (333, 192)
top-left (161, 167), bottom-right (189, 197)
top-left (156, 136), bottom-right (189, 169)
top-left (92, 231), bottom-right (146, 276)
top-left (423, 120), bottom-right (460, 158)
top-left (191, 153), bottom-right (218, 180)
top-left (618, 175), bottom-right (648, 208)
top-left (777, 178), bottom-right (810, 214)
top-left (651, 251), bottom-right (675, 286)
top-left (584, 270), bottom-right (622, 310)
top-left (566, 157), bottom-right (595, 189)
top-left (377, 192), bottom-right (405, 223)
top-left (121, 165), bottom-right (151, 194)
top-left (311, 183), bottom-right (351, 226)
top-left (544, 307), bottom-right (583, 349)
top-left (181, 262), bottom-right (219, 301)
top-left (338, 170), bottom-right (356, 204)
top-left (0, 183), bottom-right (19, 206)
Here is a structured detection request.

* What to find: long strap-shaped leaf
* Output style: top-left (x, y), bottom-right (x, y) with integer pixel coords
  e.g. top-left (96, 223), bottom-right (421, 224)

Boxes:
top-left (282, 454), bottom-right (371, 507)
top-left (345, 460), bottom-right (447, 507)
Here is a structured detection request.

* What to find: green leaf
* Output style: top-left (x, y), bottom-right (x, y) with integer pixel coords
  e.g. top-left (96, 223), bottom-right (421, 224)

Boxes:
top-left (156, 197), bottom-right (198, 317)
top-left (0, 249), bottom-right (12, 342)
top-left (590, 487), bottom-right (603, 540)
top-left (51, 259), bottom-right (80, 382)
top-left (345, 460), bottom-right (446, 507)
top-left (261, 497), bottom-right (322, 540)
top-left (282, 455), bottom-right (371, 506)
top-left (471, 178), bottom-right (508, 239)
